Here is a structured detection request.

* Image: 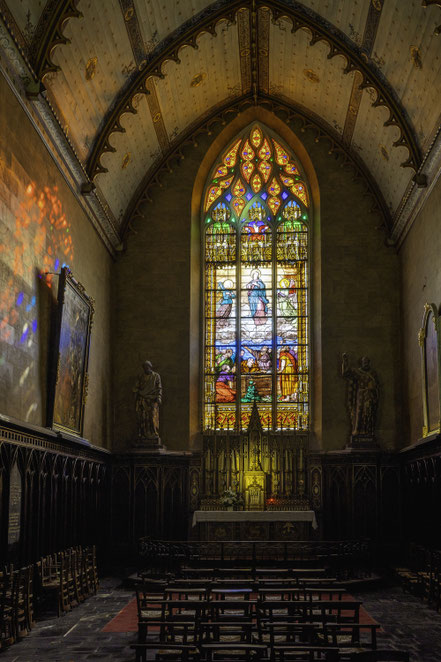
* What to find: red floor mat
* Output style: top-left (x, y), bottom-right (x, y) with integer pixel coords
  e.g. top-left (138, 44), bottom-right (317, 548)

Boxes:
top-left (102, 596), bottom-right (138, 632)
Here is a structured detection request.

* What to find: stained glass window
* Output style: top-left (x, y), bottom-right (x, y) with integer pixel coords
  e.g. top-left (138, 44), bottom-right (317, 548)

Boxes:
top-left (203, 124), bottom-right (310, 432)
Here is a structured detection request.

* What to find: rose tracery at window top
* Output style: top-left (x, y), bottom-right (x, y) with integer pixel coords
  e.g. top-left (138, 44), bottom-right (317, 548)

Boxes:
top-left (203, 124), bottom-right (309, 432)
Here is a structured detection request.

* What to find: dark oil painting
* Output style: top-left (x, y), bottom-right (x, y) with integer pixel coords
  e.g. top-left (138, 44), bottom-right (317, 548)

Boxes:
top-left (49, 268), bottom-right (93, 436)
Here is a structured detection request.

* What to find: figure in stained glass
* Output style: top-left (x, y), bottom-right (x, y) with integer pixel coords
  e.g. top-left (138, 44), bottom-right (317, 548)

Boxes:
top-left (242, 357), bottom-right (258, 373)
top-left (215, 348), bottom-right (236, 403)
top-left (278, 346), bottom-right (298, 401)
top-left (278, 273), bottom-right (298, 317)
top-left (246, 269), bottom-right (269, 325)
top-left (216, 365), bottom-right (236, 402)
top-left (243, 345), bottom-right (272, 371)
top-left (217, 280), bottom-right (235, 327)
top-left (215, 347), bottom-right (234, 374)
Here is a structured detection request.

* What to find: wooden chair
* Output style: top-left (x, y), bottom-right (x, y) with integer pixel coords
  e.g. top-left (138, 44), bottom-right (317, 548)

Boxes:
top-left (133, 615), bottom-right (200, 661)
top-left (210, 587), bottom-right (253, 601)
top-left (181, 567), bottom-right (215, 580)
top-left (261, 622), bottom-right (317, 648)
top-left (199, 620), bottom-right (259, 644)
top-left (215, 568), bottom-right (254, 580)
top-left (200, 642), bottom-right (268, 661)
top-left (64, 549), bottom-right (79, 608)
top-left (136, 592), bottom-right (166, 643)
top-left (257, 600), bottom-right (361, 625)
top-left (59, 553), bottom-right (71, 614)
top-left (166, 586), bottom-right (209, 601)
top-left (36, 554), bottom-right (63, 616)
top-left (0, 568), bottom-right (15, 649)
top-left (12, 567), bottom-right (29, 641)
top-left (74, 546), bottom-right (88, 602)
top-left (322, 623), bottom-right (379, 650)
top-left (298, 579), bottom-right (337, 588)
top-left (25, 564), bottom-right (35, 631)
top-left (131, 641), bottom-right (200, 662)
top-left (85, 545), bottom-right (99, 595)
top-left (206, 598), bottom-right (257, 622)
top-left (272, 644), bottom-right (341, 661)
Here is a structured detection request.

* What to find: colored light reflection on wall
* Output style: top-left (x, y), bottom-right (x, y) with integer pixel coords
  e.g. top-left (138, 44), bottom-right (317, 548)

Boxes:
top-left (0, 181), bottom-right (74, 347)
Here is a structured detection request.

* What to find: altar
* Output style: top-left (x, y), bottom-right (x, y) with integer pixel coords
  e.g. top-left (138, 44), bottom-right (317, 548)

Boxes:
top-left (191, 510), bottom-right (317, 541)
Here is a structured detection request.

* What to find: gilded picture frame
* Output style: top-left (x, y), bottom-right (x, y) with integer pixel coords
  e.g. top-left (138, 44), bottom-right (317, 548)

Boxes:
top-left (48, 268), bottom-right (94, 436)
top-left (419, 302), bottom-right (441, 437)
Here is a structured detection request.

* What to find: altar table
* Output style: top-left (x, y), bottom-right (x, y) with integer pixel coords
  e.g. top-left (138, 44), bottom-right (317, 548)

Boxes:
top-left (192, 510), bottom-right (318, 531)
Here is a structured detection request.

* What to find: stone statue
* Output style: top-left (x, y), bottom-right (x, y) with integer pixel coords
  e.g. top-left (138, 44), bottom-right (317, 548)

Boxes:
top-left (341, 354), bottom-right (379, 442)
top-left (133, 360), bottom-right (162, 443)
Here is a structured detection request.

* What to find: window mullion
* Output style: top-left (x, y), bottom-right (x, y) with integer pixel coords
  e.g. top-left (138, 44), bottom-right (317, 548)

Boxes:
top-left (236, 223), bottom-right (241, 433)
top-left (272, 218), bottom-right (277, 432)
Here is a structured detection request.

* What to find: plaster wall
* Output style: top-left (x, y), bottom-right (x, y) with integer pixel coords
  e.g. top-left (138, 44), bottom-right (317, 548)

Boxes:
top-left (0, 73), bottom-right (112, 448)
top-left (400, 174), bottom-right (441, 446)
top-left (113, 111), bottom-right (400, 452)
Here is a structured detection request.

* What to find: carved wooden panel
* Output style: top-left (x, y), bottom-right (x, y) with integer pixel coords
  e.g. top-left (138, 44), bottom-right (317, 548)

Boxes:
top-left (0, 424), bottom-right (108, 565)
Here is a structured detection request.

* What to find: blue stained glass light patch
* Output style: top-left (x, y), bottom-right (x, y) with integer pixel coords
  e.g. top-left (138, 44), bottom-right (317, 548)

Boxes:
top-left (282, 191), bottom-right (289, 200)
top-left (260, 192), bottom-right (268, 200)
top-left (246, 192), bottom-right (253, 201)
top-left (225, 193), bottom-right (232, 202)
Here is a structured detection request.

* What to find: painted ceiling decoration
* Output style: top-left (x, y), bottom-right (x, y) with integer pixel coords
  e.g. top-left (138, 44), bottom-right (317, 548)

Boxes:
top-left (0, 0), bottom-right (440, 250)
top-left (82, 0), bottom-right (423, 182)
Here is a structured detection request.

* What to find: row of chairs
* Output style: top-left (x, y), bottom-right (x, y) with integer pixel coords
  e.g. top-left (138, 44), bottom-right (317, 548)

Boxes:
top-left (132, 575), bottom-right (409, 661)
top-left (0, 564), bottom-right (34, 650)
top-left (37, 545), bottom-right (98, 616)
top-left (394, 543), bottom-right (441, 611)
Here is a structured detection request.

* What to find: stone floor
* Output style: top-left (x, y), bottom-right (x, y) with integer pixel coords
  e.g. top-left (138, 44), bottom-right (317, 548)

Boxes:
top-left (353, 585), bottom-right (441, 662)
top-left (2, 579), bottom-right (441, 661)
top-left (0, 577), bottom-right (136, 662)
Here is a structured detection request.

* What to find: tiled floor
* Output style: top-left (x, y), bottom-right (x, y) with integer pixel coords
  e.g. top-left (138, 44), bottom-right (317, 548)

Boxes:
top-left (2, 579), bottom-right (441, 661)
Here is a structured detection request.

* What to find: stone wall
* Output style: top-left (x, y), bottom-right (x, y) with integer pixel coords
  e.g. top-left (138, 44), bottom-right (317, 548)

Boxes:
top-left (400, 175), bottom-right (441, 446)
top-left (0, 73), bottom-right (112, 448)
top-left (113, 110), bottom-right (400, 452)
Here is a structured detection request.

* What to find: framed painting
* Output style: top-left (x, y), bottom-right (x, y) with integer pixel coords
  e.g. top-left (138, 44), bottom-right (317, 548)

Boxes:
top-left (48, 267), bottom-right (94, 436)
top-left (419, 302), bottom-right (441, 437)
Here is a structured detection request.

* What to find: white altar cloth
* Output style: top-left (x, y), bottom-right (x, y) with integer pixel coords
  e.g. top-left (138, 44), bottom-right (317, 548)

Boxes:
top-left (192, 510), bottom-right (318, 529)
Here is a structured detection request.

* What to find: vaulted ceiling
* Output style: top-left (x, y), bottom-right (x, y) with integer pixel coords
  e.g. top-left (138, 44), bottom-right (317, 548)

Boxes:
top-left (1, 0), bottom-right (441, 246)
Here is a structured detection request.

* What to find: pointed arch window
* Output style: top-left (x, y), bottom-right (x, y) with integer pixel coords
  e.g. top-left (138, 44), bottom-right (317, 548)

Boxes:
top-left (203, 124), bottom-right (309, 432)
